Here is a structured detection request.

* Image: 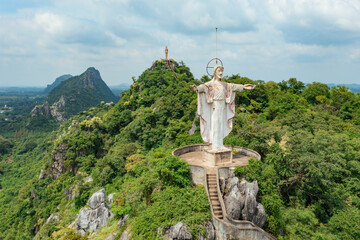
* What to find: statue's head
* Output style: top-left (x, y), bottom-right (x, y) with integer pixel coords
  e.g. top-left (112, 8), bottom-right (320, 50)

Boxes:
top-left (213, 65), bottom-right (224, 79)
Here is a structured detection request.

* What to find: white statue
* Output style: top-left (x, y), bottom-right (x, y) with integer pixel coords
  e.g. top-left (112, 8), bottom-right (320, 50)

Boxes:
top-left (191, 65), bottom-right (255, 151)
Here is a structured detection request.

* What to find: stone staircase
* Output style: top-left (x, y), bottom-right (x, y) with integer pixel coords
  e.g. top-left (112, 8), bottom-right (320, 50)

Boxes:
top-left (207, 174), bottom-right (223, 219)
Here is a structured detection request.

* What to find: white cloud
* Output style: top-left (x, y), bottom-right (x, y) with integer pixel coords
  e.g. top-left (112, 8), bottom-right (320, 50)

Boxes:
top-left (0, 0), bottom-right (360, 86)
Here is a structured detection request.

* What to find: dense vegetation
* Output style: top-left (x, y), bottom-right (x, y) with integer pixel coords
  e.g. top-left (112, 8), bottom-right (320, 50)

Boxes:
top-left (0, 92), bottom-right (52, 138)
top-left (0, 61), bottom-right (359, 239)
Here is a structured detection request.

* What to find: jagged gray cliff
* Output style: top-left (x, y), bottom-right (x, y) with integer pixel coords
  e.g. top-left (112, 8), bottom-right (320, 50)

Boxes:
top-left (70, 188), bottom-right (113, 235)
top-left (223, 177), bottom-right (267, 228)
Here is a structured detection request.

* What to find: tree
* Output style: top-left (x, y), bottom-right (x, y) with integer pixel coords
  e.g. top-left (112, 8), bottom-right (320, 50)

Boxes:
top-left (302, 82), bottom-right (330, 104)
top-left (278, 78), bottom-right (305, 94)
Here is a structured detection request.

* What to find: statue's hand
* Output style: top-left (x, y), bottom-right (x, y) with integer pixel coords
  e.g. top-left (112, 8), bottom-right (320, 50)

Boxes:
top-left (190, 84), bottom-right (198, 92)
top-left (244, 84), bottom-right (256, 90)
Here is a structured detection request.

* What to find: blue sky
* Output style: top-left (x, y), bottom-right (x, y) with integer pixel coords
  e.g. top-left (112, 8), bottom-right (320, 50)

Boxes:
top-left (0, 0), bottom-right (359, 87)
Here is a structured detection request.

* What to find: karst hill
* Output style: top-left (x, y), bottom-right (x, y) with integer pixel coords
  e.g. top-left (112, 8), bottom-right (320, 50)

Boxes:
top-left (32, 67), bottom-right (119, 123)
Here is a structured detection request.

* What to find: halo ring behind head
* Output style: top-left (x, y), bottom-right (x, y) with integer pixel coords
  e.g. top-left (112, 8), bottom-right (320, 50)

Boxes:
top-left (206, 58), bottom-right (223, 77)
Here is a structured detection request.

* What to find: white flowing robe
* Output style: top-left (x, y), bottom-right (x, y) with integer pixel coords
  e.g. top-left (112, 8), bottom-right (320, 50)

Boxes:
top-left (197, 79), bottom-right (244, 150)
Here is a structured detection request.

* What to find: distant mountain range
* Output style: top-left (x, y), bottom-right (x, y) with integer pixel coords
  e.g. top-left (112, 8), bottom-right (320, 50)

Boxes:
top-left (327, 83), bottom-right (360, 93)
top-left (109, 83), bottom-right (131, 96)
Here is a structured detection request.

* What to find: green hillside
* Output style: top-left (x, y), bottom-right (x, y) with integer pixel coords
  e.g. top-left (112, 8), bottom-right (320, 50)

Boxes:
top-left (47, 67), bottom-right (119, 118)
top-left (0, 62), bottom-right (359, 239)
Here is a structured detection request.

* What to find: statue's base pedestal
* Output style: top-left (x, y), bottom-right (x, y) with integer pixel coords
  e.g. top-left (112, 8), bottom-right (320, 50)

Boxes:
top-left (205, 148), bottom-right (233, 166)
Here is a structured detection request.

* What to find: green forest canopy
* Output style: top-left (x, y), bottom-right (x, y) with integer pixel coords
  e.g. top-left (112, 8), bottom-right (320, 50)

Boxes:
top-left (0, 61), bottom-right (359, 239)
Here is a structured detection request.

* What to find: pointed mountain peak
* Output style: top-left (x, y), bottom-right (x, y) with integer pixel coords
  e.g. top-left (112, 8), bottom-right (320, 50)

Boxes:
top-left (83, 67), bottom-right (101, 79)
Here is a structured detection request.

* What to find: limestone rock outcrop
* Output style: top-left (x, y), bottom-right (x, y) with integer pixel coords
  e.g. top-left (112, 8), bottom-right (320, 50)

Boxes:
top-left (223, 178), bottom-right (267, 228)
top-left (198, 221), bottom-right (216, 240)
top-left (117, 214), bottom-right (129, 228)
top-left (50, 143), bottom-right (70, 179)
top-left (119, 227), bottom-right (132, 240)
top-left (224, 183), bottom-right (242, 220)
top-left (166, 222), bottom-right (192, 240)
top-left (150, 59), bottom-right (178, 71)
top-left (30, 96), bottom-right (67, 123)
top-left (31, 102), bottom-right (51, 117)
top-left (71, 189), bottom-right (113, 235)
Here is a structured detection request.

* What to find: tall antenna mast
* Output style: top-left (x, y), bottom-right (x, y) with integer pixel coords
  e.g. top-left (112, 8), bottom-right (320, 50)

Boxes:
top-left (216, 27), bottom-right (218, 64)
top-left (206, 28), bottom-right (223, 76)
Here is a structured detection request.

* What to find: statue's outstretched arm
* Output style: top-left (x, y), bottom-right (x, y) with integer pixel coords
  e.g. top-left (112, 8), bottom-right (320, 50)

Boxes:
top-left (190, 84), bottom-right (207, 93)
top-left (244, 84), bottom-right (256, 90)
top-left (230, 83), bottom-right (256, 92)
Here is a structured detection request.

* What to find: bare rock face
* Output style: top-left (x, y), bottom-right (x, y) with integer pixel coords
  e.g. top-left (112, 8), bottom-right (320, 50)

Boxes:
top-left (72, 189), bottom-right (113, 235)
top-left (38, 169), bottom-right (46, 181)
top-left (117, 214), bottom-right (129, 228)
top-left (88, 189), bottom-right (106, 209)
top-left (224, 185), bottom-right (243, 219)
top-left (108, 193), bottom-right (115, 204)
top-left (31, 102), bottom-right (50, 117)
top-left (50, 143), bottom-right (69, 179)
top-left (239, 180), bottom-right (259, 221)
top-left (166, 222), bottom-right (192, 240)
top-left (119, 227), bottom-right (132, 240)
top-left (223, 178), bottom-right (267, 228)
top-left (198, 221), bottom-right (215, 240)
top-left (252, 203), bottom-right (267, 228)
top-left (30, 96), bottom-right (67, 123)
top-left (150, 59), bottom-right (178, 71)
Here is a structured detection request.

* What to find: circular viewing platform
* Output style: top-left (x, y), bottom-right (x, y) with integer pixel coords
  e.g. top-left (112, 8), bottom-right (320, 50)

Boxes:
top-left (172, 144), bottom-right (261, 174)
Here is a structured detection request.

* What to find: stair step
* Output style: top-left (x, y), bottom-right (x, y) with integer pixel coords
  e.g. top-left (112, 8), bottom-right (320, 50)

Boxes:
top-left (213, 206), bottom-right (222, 210)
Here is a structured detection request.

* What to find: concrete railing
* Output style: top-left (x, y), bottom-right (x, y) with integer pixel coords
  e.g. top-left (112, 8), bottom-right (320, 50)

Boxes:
top-left (172, 144), bottom-right (209, 156)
